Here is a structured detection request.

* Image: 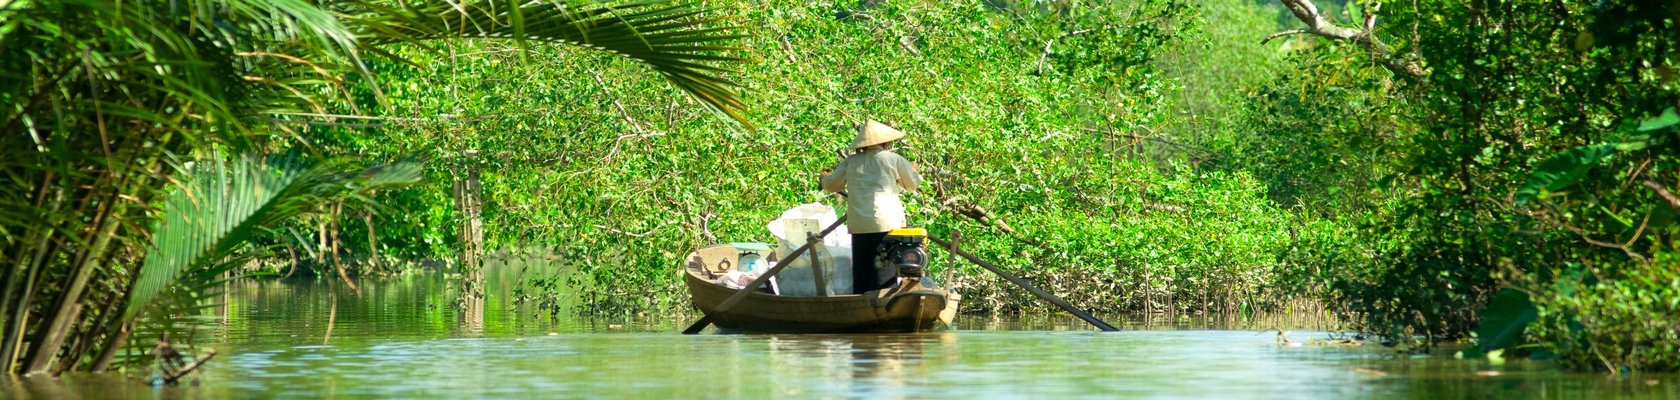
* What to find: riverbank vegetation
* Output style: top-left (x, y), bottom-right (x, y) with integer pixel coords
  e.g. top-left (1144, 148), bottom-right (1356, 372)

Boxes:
top-left (5, 0), bottom-right (1677, 376)
top-left (0, 0), bottom-right (746, 376)
top-left (325, 0), bottom-right (1320, 320)
top-left (375, 0), bottom-right (1678, 373)
top-left (1233, 0), bottom-right (1679, 372)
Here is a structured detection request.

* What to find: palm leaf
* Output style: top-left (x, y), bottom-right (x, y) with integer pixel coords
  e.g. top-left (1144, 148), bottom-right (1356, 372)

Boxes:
top-left (1473, 288), bottom-right (1538, 355)
top-left (1, 0), bottom-right (747, 373)
top-left (122, 153), bottom-right (422, 323)
top-left (1513, 144), bottom-right (1616, 206)
top-left (340, 0), bottom-right (752, 126)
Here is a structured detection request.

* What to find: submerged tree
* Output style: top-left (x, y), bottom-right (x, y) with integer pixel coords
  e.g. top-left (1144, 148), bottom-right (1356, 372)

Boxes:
top-left (0, 0), bottom-right (748, 376)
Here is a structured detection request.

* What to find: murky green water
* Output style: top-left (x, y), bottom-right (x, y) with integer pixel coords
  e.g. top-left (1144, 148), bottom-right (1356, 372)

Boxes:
top-left (4, 267), bottom-right (1675, 399)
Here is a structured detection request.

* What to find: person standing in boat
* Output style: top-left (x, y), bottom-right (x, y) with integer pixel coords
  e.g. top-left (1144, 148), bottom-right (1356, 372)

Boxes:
top-left (820, 119), bottom-right (923, 294)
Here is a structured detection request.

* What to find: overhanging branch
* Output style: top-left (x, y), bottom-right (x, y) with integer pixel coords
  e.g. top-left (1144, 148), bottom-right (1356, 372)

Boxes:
top-left (1267, 0), bottom-right (1425, 78)
top-left (1261, 29), bottom-right (1312, 45)
top-left (1646, 180), bottom-right (1680, 211)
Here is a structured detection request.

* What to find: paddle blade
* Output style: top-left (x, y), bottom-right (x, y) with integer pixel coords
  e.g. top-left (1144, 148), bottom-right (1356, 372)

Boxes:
top-left (681, 316), bottom-right (712, 335)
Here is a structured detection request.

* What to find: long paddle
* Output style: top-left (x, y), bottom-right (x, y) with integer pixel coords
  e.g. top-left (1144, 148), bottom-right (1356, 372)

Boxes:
top-left (681, 216), bottom-right (848, 334)
top-left (929, 235), bottom-right (1120, 332)
top-left (828, 190), bottom-right (1115, 331)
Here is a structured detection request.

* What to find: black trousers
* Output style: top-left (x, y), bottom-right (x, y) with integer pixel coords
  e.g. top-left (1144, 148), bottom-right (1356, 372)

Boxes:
top-left (851, 232), bottom-right (893, 294)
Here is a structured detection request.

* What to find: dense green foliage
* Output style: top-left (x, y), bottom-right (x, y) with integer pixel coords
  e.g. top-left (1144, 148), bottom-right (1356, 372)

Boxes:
top-left (327, 0), bottom-right (1322, 319)
top-left (1226, 0), bottom-right (1679, 371)
top-left (220, 0), bottom-right (1680, 374)
top-left (9, 0), bottom-right (1677, 378)
top-left (122, 154), bottom-right (421, 369)
top-left (0, 0), bottom-right (745, 376)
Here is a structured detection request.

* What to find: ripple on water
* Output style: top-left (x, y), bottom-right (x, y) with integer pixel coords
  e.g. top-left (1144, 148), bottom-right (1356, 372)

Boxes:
top-left (13, 274), bottom-right (1677, 400)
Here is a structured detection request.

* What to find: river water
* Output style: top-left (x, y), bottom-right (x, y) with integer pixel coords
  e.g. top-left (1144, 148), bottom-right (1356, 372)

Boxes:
top-left (4, 269), bottom-right (1675, 399)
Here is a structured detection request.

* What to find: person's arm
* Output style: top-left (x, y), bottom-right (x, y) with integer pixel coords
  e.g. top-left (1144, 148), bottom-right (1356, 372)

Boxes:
top-left (820, 157), bottom-right (849, 193)
top-left (897, 156), bottom-right (923, 192)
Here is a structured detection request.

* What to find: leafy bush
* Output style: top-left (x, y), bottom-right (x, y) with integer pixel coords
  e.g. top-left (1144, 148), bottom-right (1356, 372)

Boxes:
top-left (1229, 0), bottom-right (1680, 370)
top-left (1529, 255), bottom-right (1680, 372)
top-left (322, 0), bottom-right (1334, 317)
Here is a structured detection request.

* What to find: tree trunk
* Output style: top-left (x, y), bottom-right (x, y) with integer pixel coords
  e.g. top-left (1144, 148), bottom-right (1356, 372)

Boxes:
top-left (453, 150), bottom-right (484, 333)
top-left (2, 176), bottom-right (63, 375)
top-left (331, 202), bottom-right (357, 292)
top-left (89, 322), bottom-right (128, 373)
top-left (68, 272), bottom-right (125, 375)
top-left (364, 211), bottom-right (381, 273)
top-left (454, 150), bottom-right (484, 273)
top-left (283, 246), bottom-right (299, 279)
top-left (22, 198), bottom-right (122, 374)
top-left (317, 218), bottom-right (329, 273)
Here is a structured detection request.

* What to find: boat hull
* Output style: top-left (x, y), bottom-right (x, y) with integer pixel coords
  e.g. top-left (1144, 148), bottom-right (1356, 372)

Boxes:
top-left (684, 248), bottom-right (958, 333)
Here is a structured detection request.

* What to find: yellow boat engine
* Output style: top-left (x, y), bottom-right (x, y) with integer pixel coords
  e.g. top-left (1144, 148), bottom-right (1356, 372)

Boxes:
top-left (878, 228), bottom-right (928, 284)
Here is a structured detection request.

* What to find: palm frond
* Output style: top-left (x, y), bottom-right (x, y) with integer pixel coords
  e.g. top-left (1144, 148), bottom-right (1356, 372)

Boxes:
top-left (1, 0), bottom-right (749, 374)
top-left (341, 0), bottom-right (753, 127)
top-left (122, 153), bottom-right (422, 323)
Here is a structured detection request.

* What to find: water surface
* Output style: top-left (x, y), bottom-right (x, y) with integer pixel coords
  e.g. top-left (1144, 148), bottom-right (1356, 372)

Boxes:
top-left (4, 270), bottom-right (1673, 399)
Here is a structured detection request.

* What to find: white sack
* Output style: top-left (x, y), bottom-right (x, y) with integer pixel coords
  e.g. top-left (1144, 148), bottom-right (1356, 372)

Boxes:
top-left (767, 203), bottom-right (853, 296)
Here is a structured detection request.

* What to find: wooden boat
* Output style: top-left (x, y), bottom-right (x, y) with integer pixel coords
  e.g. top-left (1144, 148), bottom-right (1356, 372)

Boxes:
top-left (683, 243), bottom-right (960, 333)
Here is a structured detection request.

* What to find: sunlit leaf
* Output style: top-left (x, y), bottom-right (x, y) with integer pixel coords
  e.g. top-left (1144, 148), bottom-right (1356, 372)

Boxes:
top-left (124, 154), bottom-right (422, 323)
top-left (1637, 107), bottom-right (1679, 132)
top-left (1513, 144), bottom-right (1616, 206)
top-left (345, 0), bottom-right (752, 127)
top-left (1474, 289), bottom-right (1537, 354)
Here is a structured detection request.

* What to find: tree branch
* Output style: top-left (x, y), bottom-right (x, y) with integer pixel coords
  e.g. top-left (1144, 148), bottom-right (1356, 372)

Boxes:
top-left (1269, 0), bottom-right (1425, 78)
top-left (1646, 180), bottom-right (1680, 211)
top-left (938, 196), bottom-right (1050, 251)
top-left (1363, 2), bottom-right (1381, 32)
top-left (592, 222), bottom-right (668, 238)
top-left (591, 70), bottom-right (644, 135)
top-left (1035, 27), bottom-right (1102, 75)
top-left (768, 25), bottom-right (798, 64)
top-left (898, 35), bottom-right (921, 56)
top-left (1260, 29), bottom-right (1313, 44)
top-left (1562, 222), bottom-right (1649, 263)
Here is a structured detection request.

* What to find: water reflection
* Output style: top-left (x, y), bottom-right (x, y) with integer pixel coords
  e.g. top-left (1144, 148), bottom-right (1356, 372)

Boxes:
top-left (765, 333), bottom-right (955, 398)
top-left (3, 271), bottom-right (1677, 400)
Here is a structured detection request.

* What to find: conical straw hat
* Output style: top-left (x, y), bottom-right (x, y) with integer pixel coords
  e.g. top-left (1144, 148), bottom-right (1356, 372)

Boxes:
top-left (851, 120), bottom-right (905, 149)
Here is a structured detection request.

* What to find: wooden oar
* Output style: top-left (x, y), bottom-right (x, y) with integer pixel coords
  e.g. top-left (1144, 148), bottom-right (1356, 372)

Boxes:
top-left (681, 216), bottom-right (848, 335)
top-left (929, 235), bottom-right (1120, 332)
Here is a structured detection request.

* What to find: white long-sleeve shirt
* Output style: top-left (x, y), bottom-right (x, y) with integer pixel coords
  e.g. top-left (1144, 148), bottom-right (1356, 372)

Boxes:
top-left (820, 149), bottom-right (922, 233)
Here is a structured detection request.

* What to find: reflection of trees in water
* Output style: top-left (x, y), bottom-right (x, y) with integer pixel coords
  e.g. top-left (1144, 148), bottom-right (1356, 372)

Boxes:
top-left (766, 334), bottom-right (958, 397)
